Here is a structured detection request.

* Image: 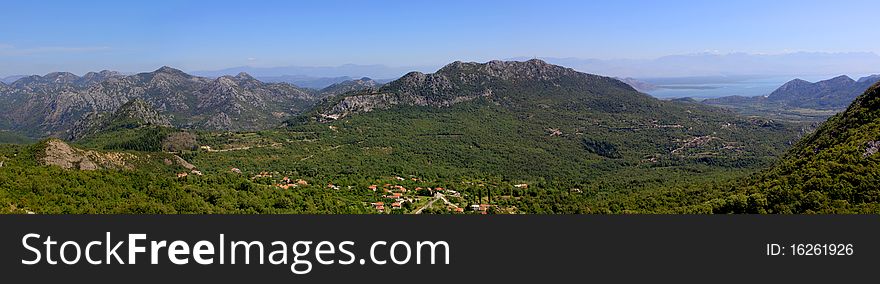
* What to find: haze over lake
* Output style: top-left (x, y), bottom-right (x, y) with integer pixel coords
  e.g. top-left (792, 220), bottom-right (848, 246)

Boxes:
top-left (643, 75), bottom-right (859, 99)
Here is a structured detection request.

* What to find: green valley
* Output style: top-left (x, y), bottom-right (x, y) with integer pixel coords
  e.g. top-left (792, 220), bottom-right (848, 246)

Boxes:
top-left (1, 60), bottom-right (828, 214)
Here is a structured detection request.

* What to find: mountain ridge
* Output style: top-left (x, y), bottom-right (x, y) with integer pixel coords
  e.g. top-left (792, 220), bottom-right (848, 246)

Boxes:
top-left (312, 59), bottom-right (643, 121)
top-left (703, 74), bottom-right (880, 121)
top-left (765, 74), bottom-right (879, 109)
top-left (193, 63), bottom-right (437, 81)
top-left (0, 66), bottom-right (318, 137)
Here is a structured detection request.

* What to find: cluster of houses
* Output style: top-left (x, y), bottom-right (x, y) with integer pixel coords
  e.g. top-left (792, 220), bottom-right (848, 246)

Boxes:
top-left (371, 183), bottom-right (413, 212)
top-left (277, 176), bottom-right (310, 189)
top-left (170, 169), bottom-right (521, 214)
top-left (368, 182), bottom-right (467, 213)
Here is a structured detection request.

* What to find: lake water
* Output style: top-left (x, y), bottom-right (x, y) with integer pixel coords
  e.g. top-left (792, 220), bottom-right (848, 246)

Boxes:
top-left (643, 75), bottom-right (840, 99)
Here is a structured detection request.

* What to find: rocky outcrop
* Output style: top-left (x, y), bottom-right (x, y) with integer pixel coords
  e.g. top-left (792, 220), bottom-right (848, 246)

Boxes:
top-left (170, 154), bottom-right (196, 170)
top-left (864, 141), bottom-right (880, 157)
top-left (36, 139), bottom-right (136, 170)
top-left (38, 139), bottom-right (99, 170)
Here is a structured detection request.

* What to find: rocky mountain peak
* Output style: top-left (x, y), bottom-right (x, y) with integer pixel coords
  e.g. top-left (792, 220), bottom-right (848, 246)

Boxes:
top-left (155, 66), bottom-right (186, 74)
top-left (235, 72), bottom-right (255, 80)
top-left (396, 71), bottom-right (427, 82)
top-left (768, 75), bottom-right (872, 109)
top-left (828, 75), bottom-right (855, 83)
top-left (148, 66), bottom-right (192, 81)
top-left (216, 76), bottom-right (239, 86)
top-left (43, 72), bottom-right (80, 83)
top-left (139, 66), bottom-right (194, 85)
top-left (772, 78), bottom-right (812, 93)
top-left (786, 78), bottom-right (811, 85)
top-left (815, 75), bottom-right (856, 91)
top-left (230, 72), bottom-right (262, 88)
top-left (435, 59), bottom-right (577, 82)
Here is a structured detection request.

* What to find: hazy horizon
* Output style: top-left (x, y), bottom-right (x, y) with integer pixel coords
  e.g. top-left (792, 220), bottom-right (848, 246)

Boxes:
top-left (2, 0), bottom-right (879, 78)
top-left (3, 52), bottom-right (879, 83)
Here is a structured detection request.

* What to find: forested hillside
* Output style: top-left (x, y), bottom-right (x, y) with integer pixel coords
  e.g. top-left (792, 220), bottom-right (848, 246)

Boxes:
top-left (713, 83), bottom-right (880, 213)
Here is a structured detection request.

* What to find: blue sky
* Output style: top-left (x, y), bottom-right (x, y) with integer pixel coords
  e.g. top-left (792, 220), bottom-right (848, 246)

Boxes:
top-left (1, 0), bottom-right (878, 76)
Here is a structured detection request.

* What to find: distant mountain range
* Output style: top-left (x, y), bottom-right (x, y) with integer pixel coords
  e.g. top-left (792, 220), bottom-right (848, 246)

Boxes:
top-left (192, 64), bottom-right (436, 84)
top-left (257, 75), bottom-right (392, 89)
top-left (0, 67), bottom-right (392, 138)
top-left (0, 69), bottom-right (293, 137)
top-left (704, 74), bottom-right (880, 111)
top-left (766, 75), bottom-right (880, 109)
top-left (257, 75), bottom-right (357, 89)
top-left (511, 52), bottom-right (880, 78)
top-left (1, 75), bottom-right (27, 84)
top-left (317, 77), bottom-right (381, 97)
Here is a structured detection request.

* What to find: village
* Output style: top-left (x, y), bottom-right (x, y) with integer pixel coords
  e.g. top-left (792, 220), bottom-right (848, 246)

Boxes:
top-left (168, 132), bottom-right (532, 214)
top-left (174, 166), bottom-right (515, 214)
